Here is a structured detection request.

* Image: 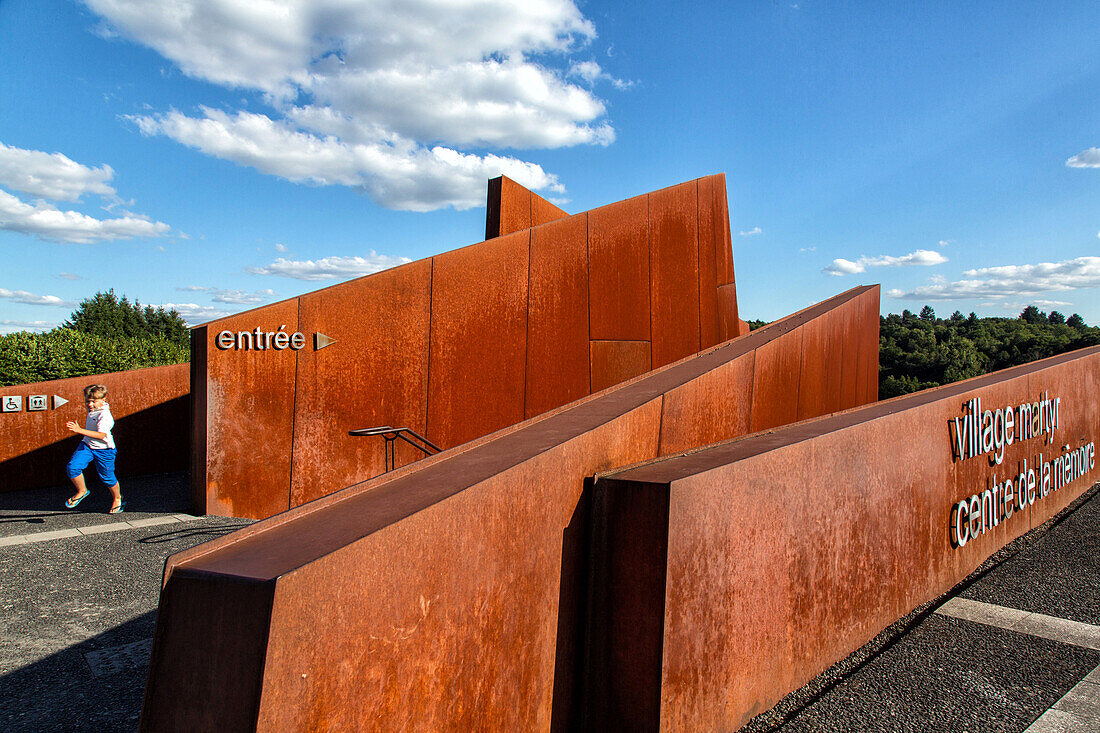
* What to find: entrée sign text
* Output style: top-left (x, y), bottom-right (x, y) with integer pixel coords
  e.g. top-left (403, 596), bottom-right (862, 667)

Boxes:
top-left (215, 326), bottom-right (306, 351)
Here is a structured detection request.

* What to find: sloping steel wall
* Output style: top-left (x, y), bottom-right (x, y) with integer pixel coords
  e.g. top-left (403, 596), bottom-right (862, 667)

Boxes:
top-left (140, 285), bottom-right (880, 731)
top-left (193, 174), bottom-right (745, 519)
top-left (0, 363), bottom-right (189, 492)
top-left (590, 346), bottom-right (1100, 730)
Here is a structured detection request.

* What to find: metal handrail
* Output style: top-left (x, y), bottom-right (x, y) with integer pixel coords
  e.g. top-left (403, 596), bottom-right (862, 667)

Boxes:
top-left (348, 425), bottom-right (442, 472)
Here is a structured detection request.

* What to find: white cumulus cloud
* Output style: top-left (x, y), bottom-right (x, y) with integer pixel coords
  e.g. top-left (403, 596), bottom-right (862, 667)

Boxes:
top-left (87, 0), bottom-right (619, 211)
top-left (130, 108), bottom-right (563, 210)
top-left (0, 288), bottom-right (75, 307)
top-left (0, 319), bottom-right (56, 334)
top-left (824, 249), bottom-right (947, 276)
top-left (1066, 147), bottom-right (1100, 168)
top-left (247, 253), bottom-right (410, 281)
top-left (0, 142), bottom-right (116, 201)
top-left (154, 302), bottom-right (235, 325)
top-left (176, 286), bottom-right (278, 304)
top-left (886, 256), bottom-right (1100, 300)
top-left (738, 227), bottom-right (762, 237)
top-left (0, 189), bottom-right (170, 244)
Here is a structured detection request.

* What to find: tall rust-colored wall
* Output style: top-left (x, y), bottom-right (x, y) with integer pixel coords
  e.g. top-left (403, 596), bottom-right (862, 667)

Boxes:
top-left (194, 174), bottom-right (744, 519)
top-left (589, 346), bottom-right (1100, 731)
top-left (141, 286), bottom-right (879, 731)
top-left (485, 174), bottom-right (569, 239)
top-left (0, 364), bottom-right (189, 492)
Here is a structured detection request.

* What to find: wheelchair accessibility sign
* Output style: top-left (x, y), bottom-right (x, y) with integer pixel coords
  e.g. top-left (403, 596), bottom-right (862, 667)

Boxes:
top-left (2, 395), bottom-right (22, 412)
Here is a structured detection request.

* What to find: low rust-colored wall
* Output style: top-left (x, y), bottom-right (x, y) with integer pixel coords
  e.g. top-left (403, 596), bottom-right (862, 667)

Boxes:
top-left (589, 346), bottom-right (1100, 731)
top-left (141, 286), bottom-right (879, 731)
top-left (0, 363), bottom-right (189, 492)
top-left (194, 174), bottom-right (744, 519)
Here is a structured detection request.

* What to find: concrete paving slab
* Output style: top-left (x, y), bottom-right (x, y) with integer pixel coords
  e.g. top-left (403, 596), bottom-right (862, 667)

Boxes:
top-left (76, 522), bottom-right (129, 536)
top-left (1024, 707), bottom-right (1096, 733)
top-left (937, 596), bottom-right (1029, 628)
top-left (1053, 680), bottom-right (1100, 719)
top-left (1013, 613), bottom-right (1100, 651)
top-left (124, 516), bottom-right (180, 528)
top-left (22, 528), bottom-right (81, 543)
top-left (0, 535), bottom-right (27, 547)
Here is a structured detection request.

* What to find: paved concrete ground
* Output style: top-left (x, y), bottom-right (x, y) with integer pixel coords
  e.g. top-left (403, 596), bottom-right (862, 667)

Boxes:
top-left (0, 475), bottom-right (1097, 731)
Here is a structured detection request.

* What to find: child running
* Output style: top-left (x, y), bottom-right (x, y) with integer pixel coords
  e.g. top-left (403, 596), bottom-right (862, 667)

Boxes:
top-left (64, 384), bottom-right (124, 514)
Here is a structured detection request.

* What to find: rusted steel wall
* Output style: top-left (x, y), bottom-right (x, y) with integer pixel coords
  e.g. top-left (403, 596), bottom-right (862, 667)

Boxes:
top-left (589, 346), bottom-right (1100, 731)
top-left (141, 286), bottom-right (879, 731)
top-left (485, 174), bottom-right (569, 239)
top-left (194, 174), bottom-right (747, 519)
top-left (0, 363), bottom-right (189, 492)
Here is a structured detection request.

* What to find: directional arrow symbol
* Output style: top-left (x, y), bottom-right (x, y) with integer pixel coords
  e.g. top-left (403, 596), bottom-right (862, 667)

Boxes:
top-left (52, 395), bottom-right (69, 409)
top-left (314, 332), bottom-right (337, 351)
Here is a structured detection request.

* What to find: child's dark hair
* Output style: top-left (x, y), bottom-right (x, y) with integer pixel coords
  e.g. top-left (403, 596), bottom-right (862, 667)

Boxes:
top-left (83, 384), bottom-right (108, 400)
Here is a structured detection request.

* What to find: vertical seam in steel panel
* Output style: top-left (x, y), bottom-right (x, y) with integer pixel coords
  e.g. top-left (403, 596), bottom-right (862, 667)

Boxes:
top-left (793, 321), bottom-right (807, 424)
top-left (523, 227), bottom-right (532, 419)
top-left (586, 211), bottom-right (593, 394)
top-left (424, 258), bottom-right (435, 442)
top-left (695, 178), bottom-right (702, 353)
top-left (646, 192), bottom-right (653, 368)
top-left (286, 297), bottom-right (301, 512)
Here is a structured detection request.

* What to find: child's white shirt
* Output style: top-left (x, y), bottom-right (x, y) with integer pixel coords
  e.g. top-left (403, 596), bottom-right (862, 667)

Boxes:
top-left (83, 404), bottom-right (115, 449)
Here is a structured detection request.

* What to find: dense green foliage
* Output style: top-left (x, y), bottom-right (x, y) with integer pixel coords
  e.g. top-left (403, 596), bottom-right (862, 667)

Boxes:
top-left (879, 306), bottom-right (1100, 398)
top-left (63, 289), bottom-right (189, 348)
top-left (0, 291), bottom-right (190, 386)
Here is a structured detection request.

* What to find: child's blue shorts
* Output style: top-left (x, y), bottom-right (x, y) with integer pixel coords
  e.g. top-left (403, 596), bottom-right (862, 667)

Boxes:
top-left (66, 442), bottom-right (118, 486)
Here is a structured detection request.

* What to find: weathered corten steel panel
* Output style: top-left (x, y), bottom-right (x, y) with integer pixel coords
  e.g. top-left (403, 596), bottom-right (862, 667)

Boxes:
top-left (713, 173), bottom-right (736, 288)
top-left (485, 175), bottom-right (568, 239)
top-left (795, 312), bottom-right (829, 421)
top-left (657, 351), bottom-right (755, 455)
top-left (427, 230), bottom-right (530, 450)
top-left (525, 213), bottom-right (591, 419)
top-left (749, 324), bottom-right (803, 432)
top-left (0, 363), bottom-right (189, 493)
top-left (290, 260), bottom-right (433, 507)
top-left (590, 340), bottom-right (651, 393)
top-left (649, 181), bottom-right (701, 368)
top-left (838, 297), bottom-right (859, 410)
top-left (142, 286), bottom-right (879, 731)
top-left (717, 283), bottom-right (740, 343)
top-left (696, 177), bottom-right (720, 350)
top-left (588, 193), bottom-right (651, 342)
top-left (589, 345), bottom-right (1100, 731)
top-left (200, 299), bottom-right (299, 518)
top-left (192, 174), bottom-right (740, 519)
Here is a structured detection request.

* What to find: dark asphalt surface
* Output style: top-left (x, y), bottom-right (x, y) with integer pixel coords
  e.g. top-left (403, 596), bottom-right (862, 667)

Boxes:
top-left (0, 473), bottom-right (252, 732)
top-left (0, 476), bottom-right (1096, 732)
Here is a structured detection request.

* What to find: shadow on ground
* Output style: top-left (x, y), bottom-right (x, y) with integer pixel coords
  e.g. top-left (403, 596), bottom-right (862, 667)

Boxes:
top-left (0, 472), bottom-right (192, 517)
top-left (1, 613), bottom-right (156, 732)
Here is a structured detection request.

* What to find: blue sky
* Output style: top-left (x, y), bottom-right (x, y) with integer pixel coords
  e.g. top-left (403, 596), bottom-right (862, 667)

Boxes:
top-left (1, 0), bottom-right (1098, 333)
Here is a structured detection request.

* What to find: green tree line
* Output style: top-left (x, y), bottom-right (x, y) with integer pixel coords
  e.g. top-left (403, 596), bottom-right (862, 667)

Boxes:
top-left (0, 291), bottom-right (189, 386)
top-left (880, 306), bottom-right (1099, 397)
